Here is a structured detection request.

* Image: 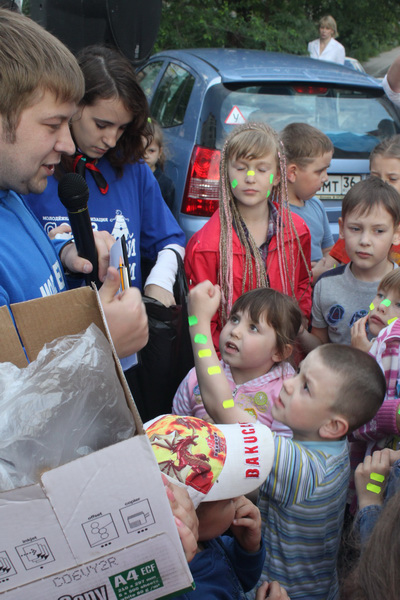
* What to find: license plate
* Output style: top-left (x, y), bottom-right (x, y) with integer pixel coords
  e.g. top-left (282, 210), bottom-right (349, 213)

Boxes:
top-left (318, 175), bottom-right (362, 198)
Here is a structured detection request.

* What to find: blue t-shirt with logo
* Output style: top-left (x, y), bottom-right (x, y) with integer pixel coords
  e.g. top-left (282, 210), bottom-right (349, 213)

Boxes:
top-left (0, 189), bottom-right (67, 308)
top-left (25, 159), bottom-right (185, 291)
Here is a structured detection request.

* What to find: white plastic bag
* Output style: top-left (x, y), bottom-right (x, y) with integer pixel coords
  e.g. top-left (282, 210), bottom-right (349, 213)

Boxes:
top-left (0, 323), bottom-right (135, 491)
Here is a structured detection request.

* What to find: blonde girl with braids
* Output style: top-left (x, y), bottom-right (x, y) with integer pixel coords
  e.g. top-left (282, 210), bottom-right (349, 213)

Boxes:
top-left (184, 122), bottom-right (312, 352)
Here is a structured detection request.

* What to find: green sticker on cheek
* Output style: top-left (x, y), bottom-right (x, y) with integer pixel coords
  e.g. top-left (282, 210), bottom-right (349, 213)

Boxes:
top-left (381, 299), bottom-right (391, 307)
top-left (231, 179), bottom-right (238, 189)
top-left (369, 302), bottom-right (375, 311)
top-left (270, 174), bottom-right (274, 184)
top-left (267, 190), bottom-right (271, 198)
top-left (247, 170), bottom-right (255, 176)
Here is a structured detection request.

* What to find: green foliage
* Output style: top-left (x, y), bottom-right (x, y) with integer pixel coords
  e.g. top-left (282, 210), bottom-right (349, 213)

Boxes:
top-left (155, 1), bottom-right (315, 54)
top-left (21, 0), bottom-right (30, 16)
top-left (155, 0), bottom-right (400, 61)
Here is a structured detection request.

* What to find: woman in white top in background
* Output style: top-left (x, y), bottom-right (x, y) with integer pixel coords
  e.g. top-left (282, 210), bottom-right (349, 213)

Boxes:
top-left (308, 15), bottom-right (345, 65)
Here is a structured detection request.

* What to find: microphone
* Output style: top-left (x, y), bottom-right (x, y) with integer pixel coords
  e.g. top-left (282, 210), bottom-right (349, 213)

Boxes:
top-left (58, 172), bottom-right (102, 289)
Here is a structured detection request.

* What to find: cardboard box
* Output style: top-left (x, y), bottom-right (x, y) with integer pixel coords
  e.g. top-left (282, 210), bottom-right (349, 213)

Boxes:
top-left (0, 287), bottom-right (194, 599)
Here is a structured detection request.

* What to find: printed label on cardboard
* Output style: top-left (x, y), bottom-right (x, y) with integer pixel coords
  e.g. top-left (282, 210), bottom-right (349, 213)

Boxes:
top-left (2, 534), bottom-right (193, 600)
top-left (110, 560), bottom-right (163, 599)
top-left (57, 584), bottom-right (108, 599)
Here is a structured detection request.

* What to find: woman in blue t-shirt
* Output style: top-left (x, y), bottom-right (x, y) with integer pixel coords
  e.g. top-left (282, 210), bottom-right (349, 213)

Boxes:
top-left (26, 45), bottom-right (185, 306)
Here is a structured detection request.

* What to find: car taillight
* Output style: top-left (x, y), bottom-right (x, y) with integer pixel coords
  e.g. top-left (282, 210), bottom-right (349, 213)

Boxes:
top-left (181, 145), bottom-right (221, 217)
top-left (292, 85), bottom-right (328, 94)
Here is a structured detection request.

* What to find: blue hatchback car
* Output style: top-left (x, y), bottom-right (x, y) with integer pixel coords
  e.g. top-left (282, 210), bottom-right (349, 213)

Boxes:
top-left (138, 48), bottom-right (400, 241)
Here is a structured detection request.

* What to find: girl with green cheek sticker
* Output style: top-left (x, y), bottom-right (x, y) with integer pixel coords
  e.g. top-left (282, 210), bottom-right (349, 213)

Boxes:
top-left (350, 267), bottom-right (400, 516)
top-left (184, 121), bottom-right (312, 354)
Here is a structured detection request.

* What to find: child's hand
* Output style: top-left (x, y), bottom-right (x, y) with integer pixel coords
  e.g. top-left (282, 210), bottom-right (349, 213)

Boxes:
top-left (229, 495), bottom-right (262, 554)
top-left (351, 315), bottom-right (372, 352)
top-left (297, 313), bottom-right (309, 336)
top-left (162, 474), bottom-right (199, 562)
top-left (255, 581), bottom-right (291, 600)
top-left (355, 449), bottom-right (392, 510)
top-left (188, 280), bottom-right (221, 323)
top-left (311, 257), bottom-right (327, 286)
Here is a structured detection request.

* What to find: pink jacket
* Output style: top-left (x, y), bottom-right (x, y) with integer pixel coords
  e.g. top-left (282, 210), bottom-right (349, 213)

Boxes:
top-left (352, 319), bottom-right (400, 445)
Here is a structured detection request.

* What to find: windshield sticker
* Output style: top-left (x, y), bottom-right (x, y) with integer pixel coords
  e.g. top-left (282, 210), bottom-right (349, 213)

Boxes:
top-left (225, 106), bottom-right (246, 125)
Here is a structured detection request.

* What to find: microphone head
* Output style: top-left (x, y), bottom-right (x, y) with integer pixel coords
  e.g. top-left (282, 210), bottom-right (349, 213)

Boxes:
top-left (58, 173), bottom-right (90, 212)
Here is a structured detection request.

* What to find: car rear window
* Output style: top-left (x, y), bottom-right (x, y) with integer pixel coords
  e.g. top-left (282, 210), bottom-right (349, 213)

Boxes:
top-left (198, 83), bottom-right (400, 159)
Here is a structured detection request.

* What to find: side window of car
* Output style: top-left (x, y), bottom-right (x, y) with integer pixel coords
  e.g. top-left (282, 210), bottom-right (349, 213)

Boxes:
top-left (137, 61), bottom-right (164, 100)
top-left (150, 62), bottom-right (195, 127)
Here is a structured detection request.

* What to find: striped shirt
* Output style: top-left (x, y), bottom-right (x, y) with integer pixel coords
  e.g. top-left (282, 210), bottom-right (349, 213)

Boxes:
top-left (252, 435), bottom-right (349, 600)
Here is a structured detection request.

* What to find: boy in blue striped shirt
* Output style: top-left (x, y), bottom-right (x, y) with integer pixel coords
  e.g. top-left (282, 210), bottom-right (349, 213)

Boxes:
top-left (187, 280), bottom-right (386, 600)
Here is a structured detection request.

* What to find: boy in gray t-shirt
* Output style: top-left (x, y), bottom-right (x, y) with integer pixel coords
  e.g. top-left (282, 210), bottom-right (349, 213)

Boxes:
top-left (299, 177), bottom-right (400, 351)
top-left (311, 263), bottom-right (380, 345)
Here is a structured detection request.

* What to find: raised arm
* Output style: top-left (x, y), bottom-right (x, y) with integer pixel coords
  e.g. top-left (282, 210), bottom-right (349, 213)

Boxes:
top-left (387, 56), bottom-right (400, 94)
top-left (188, 281), bottom-right (256, 424)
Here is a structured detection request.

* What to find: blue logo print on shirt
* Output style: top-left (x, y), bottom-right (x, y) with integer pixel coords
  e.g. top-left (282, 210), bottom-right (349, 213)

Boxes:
top-left (326, 305), bottom-right (345, 325)
top-left (349, 310), bottom-right (368, 327)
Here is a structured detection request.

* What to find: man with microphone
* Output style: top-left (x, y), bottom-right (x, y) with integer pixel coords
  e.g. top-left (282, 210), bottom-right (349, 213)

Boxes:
top-left (0, 9), bottom-right (148, 361)
top-left (0, 8), bottom-right (199, 562)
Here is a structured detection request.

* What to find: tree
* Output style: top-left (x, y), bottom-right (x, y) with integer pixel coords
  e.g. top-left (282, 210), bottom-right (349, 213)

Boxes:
top-left (155, 1), bottom-right (315, 55)
top-left (155, 0), bottom-right (400, 61)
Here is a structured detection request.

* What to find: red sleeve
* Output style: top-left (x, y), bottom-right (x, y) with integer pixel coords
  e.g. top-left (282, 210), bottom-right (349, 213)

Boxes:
top-left (184, 233), bottom-right (212, 289)
top-left (184, 230), bottom-right (222, 353)
top-left (329, 238), bottom-right (349, 264)
top-left (296, 226), bottom-right (312, 322)
top-left (390, 243), bottom-right (400, 266)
